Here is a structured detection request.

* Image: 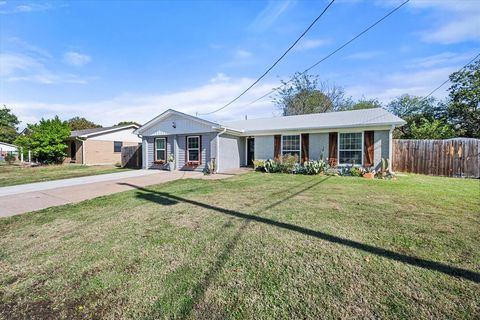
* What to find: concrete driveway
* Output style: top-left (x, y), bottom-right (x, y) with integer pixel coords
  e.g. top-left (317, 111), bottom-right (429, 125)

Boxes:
top-left (0, 169), bottom-right (243, 218)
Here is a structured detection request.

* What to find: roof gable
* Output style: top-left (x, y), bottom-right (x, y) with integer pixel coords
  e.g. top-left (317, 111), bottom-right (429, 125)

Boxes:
top-left (135, 109), bottom-right (221, 136)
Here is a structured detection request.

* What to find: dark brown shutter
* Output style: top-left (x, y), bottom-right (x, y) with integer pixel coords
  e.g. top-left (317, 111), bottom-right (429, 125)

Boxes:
top-left (199, 135), bottom-right (202, 164)
top-left (328, 132), bottom-right (338, 167)
top-left (274, 135), bottom-right (281, 159)
top-left (185, 136), bottom-right (188, 164)
top-left (301, 133), bottom-right (309, 163)
top-left (364, 131), bottom-right (374, 167)
top-left (165, 137), bottom-right (168, 161)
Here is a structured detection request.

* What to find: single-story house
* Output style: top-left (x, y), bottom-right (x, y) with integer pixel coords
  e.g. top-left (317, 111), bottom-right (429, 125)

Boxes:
top-left (0, 141), bottom-right (19, 160)
top-left (65, 124), bottom-right (141, 165)
top-left (134, 108), bottom-right (406, 172)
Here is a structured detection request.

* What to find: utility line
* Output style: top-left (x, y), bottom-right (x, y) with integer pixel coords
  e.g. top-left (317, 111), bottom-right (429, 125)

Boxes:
top-left (420, 52), bottom-right (480, 101)
top-left (198, 0), bottom-right (336, 116)
top-left (245, 0), bottom-right (410, 107)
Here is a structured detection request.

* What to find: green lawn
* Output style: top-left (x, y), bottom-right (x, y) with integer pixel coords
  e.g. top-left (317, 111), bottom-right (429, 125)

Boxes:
top-left (0, 173), bottom-right (479, 319)
top-left (0, 164), bottom-right (130, 187)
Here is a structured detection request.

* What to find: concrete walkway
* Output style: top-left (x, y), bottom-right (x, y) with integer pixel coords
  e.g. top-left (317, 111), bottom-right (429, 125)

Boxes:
top-left (0, 169), bottom-right (248, 218)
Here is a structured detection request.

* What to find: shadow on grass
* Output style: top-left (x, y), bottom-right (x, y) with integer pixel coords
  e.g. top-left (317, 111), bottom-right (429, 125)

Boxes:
top-left (120, 181), bottom-right (480, 285)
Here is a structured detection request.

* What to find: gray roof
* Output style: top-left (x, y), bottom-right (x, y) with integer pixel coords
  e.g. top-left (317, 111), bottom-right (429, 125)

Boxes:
top-left (70, 124), bottom-right (139, 138)
top-left (222, 108), bottom-right (406, 133)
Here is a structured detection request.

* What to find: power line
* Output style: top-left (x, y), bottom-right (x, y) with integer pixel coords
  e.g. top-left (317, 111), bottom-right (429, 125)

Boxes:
top-left (421, 52), bottom-right (480, 101)
top-left (246, 0), bottom-right (410, 107)
top-left (198, 0), bottom-right (336, 116)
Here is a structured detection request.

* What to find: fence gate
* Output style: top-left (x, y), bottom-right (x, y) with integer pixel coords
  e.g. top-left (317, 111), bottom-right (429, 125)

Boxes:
top-left (392, 138), bottom-right (479, 178)
top-left (121, 145), bottom-right (142, 169)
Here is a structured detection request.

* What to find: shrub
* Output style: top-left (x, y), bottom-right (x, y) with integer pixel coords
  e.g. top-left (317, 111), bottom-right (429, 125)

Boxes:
top-left (280, 154), bottom-right (298, 173)
top-left (349, 166), bottom-right (362, 177)
top-left (252, 160), bottom-right (265, 171)
top-left (4, 153), bottom-right (16, 165)
top-left (325, 167), bottom-right (339, 176)
top-left (264, 159), bottom-right (280, 173)
top-left (304, 159), bottom-right (326, 175)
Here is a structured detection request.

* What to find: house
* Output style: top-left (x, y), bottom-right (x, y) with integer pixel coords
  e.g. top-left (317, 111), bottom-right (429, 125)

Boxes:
top-left (65, 124), bottom-right (141, 165)
top-left (134, 108), bottom-right (406, 172)
top-left (0, 142), bottom-right (19, 160)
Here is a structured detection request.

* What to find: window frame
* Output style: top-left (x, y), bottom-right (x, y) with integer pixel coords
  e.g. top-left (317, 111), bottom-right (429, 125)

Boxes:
top-left (154, 137), bottom-right (167, 162)
top-left (187, 135), bottom-right (200, 163)
top-left (113, 141), bottom-right (123, 153)
top-left (338, 132), bottom-right (364, 166)
top-left (281, 134), bottom-right (301, 160)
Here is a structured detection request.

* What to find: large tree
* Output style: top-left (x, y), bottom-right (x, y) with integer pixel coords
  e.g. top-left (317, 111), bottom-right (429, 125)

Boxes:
top-left (350, 98), bottom-right (382, 110)
top-left (273, 73), bottom-right (352, 116)
top-left (386, 94), bottom-right (452, 139)
top-left (15, 117), bottom-right (71, 164)
top-left (447, 59), bottom-right (480, 138)
top-left (115, 121), bottom-right (141, 126)
top-left (0, 105), bottom-right (20, 144)
top-left (67, 117), bottom-right (101, 131)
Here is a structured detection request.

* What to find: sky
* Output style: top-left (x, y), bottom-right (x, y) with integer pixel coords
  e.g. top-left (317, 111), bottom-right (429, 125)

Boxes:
top-left (0, 0), bottom-right (479, 128)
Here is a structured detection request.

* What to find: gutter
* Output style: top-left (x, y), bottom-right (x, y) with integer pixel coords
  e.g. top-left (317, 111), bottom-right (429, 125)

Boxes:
top-left (216, 127), bottom-right (227, 173)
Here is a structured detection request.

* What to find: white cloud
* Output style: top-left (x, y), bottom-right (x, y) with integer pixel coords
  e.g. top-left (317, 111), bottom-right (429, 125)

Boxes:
top-left (63, 51), bottom-right (91, 66)
top-left (209, 73), bottom-right (230, 83)
top-left (249, 0), bottom-right (295, 31)
top-left (5, 76), bottom-right (280, 127)
top-left (0, 2), bottom-right (55, 14)
top-left (296, 38), bottom-right (331, 51)
top-left (345, 51), bottom-right (383, 60)
top-left (0, 53), bottom-right (88, 84)
top-left (234, 49), bottom-right (253, 59)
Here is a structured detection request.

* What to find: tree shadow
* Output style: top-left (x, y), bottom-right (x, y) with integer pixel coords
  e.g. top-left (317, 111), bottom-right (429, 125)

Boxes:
top-left (119, 182), bottom-right (480, 285)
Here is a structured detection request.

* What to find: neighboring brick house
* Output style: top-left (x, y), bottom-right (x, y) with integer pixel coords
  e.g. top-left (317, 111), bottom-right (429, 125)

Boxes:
top-left (65, 124), bottom-right (141, 165)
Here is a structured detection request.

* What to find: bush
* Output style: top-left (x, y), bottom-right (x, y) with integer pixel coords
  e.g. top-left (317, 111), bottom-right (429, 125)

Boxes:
top-left (280, 154), bottom-right (298, 173)
top-left (304, 159), bottom-right (326, 175)
top-left (349, 166), bottom-right (362, 177)
top-left (264, 159), bottom-right (280, 173)
top-left (4, 153), bottom-right (16, 164)
top-left (252, 160), bottom-right (265, 171)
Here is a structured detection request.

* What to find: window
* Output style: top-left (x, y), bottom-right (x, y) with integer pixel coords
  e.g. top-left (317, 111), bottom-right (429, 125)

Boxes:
top-left (187, 136), bottom-right (200, 162)
top-left (282, 135), bottom-right (301, 159)
top-left (155, 137), bottom-right (166, 161)
top-left (114, 141), bottom-right (122, 153)
top-left (339, 132), bottom-right (363, 165)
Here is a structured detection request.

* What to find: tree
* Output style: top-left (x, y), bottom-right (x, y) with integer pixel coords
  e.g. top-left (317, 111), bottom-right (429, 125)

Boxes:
top-left (447, 59), bottom-right (480, 138)
top-left (15, 116), bottom-right (71, 164)
top-left (273, 73), bottom-right (352, 116)
top-left (351, 98), bottom-right (382, 110)
top-left (386, 94), bottom-right (450, 139)
top-left (115, 121), bottom-right (140, 126)
top-left (0, 105), bottom-right (20, 143)
top-left (410, 118), bottom-right (455, 139)
top-left (67, 117), bottom-right (101, 131)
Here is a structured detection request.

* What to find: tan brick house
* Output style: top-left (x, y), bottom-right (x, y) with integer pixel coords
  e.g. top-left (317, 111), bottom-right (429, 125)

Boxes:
top-left (65, 124), bottom-right (141, 165)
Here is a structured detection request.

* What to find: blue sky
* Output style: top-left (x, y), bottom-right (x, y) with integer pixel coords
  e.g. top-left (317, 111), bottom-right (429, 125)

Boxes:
top-left (1, 0), bottom-right (479, 127)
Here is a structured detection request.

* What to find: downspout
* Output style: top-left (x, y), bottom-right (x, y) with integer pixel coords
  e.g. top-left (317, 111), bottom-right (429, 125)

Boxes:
top-left (388, 125), bottom-right (394, 172)
top-left (216, 127), bottom-right (227, 173)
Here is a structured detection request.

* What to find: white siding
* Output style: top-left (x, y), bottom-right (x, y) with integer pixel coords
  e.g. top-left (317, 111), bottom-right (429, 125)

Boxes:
top-left (142, 114), bottom-right (215, 136)
top-left (89, 128), bottom-right (141, 142)
top-left (254, 136), bottom-right (274, 160)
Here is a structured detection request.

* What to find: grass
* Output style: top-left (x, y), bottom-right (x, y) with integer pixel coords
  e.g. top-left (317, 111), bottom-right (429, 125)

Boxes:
top-left (0, 173), bottom-right (479, 319)
top-left (0, 164), bottom-right (130, 187)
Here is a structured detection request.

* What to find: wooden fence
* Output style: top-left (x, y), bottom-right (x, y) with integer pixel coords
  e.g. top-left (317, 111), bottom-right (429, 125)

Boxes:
top-left (121, 145), bottom-right (142, 169)
top-left (392, 138), bottom-right (480, 178)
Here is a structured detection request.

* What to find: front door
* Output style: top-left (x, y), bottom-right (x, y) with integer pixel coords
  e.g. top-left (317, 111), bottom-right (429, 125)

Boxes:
top-left (247, 138), bottom-right (254, 167)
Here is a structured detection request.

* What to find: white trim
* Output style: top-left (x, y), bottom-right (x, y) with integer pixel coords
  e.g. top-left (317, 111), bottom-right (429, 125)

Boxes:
top-left (243, 125), bottom-right (393, 137)
top-left (337, 132), bottom-right (364, 166)
top-left (389, 125), bottom-right (394, 171)
top-left (77, 124), bottom-right (140, 139)
top-left (280, 134), bottom-right (301, 160)
top-left (186, 135), bottom-right (200, 163)
top-left (135, 109), bottom-right (220, 135)
top-left (154, 137), bottom-right (167, 161)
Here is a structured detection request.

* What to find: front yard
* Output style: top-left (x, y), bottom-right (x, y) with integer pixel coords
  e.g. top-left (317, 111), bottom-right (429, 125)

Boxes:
top-left (0, 164), bottom-right (129, 187)
top-left (0, 173), bottom-right (478, 319)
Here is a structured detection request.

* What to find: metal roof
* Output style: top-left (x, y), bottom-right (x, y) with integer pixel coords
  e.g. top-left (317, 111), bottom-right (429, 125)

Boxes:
top-left (221, 108), bottom-right (406, 133)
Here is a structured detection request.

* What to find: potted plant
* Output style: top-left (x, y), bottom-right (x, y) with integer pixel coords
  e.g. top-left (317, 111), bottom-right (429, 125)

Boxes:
top-left (167, 154), bottom-right (175, 171)
top-left (363, 166), bottom-right (375, 179)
